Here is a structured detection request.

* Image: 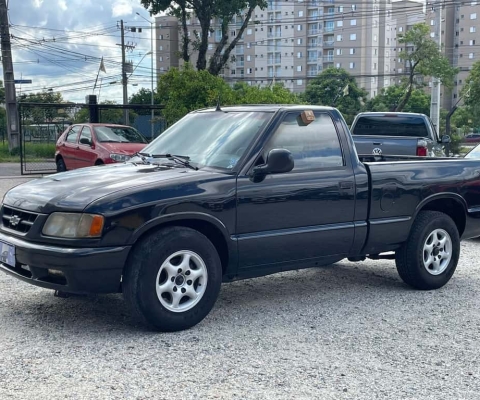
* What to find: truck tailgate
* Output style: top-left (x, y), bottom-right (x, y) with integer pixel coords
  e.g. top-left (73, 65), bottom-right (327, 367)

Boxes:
top-left (353, 135), bottom-right (419, 156)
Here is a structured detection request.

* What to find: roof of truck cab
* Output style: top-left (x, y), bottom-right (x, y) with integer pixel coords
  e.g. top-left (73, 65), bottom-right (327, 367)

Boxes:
top-left (355, 112), bottom-right (428, 117)
top-left (193, 105), bottom-right (337, 113)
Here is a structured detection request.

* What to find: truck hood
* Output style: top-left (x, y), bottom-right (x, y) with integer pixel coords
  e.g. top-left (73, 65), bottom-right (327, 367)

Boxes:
top-left (3, 163), bottom-right (221, 213)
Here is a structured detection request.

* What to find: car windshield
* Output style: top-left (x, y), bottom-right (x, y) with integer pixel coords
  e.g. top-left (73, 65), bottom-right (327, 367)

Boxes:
top-left (138, 111), bottom-right (273, 170)
top-left (465, 144), bottom-right (480, 159)
top-left (94, 126), bottom-right (148, 144)
top-left (352, 116), bottom-right (430, 138)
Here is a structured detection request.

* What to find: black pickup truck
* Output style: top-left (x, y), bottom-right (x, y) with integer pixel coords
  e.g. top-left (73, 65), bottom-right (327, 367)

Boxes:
top-left (2, 105), bottom-right (480, 332)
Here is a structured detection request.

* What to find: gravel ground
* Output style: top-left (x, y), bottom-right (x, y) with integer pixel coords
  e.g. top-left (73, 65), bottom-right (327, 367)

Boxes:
top-left (1, 178), bottom-right (480, 399)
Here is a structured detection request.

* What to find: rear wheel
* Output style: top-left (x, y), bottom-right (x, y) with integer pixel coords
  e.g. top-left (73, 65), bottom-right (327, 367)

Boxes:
top-left (56, 157), bottom-right (67, 172)
top-left (95, 160), bottom-right (104, 166)
top-left (395, 211), bottom-right (460, 290)
top-left (123, 226), bottom-right (222, 332)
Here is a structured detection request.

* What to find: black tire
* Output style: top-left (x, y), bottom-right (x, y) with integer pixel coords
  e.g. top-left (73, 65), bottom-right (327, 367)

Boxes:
top-left (56, 157), bottom-right (67, 172)
top-left (95, 160), bottom-right (104, 166)
top-left (395, 210), bottom-right (460, 290)
top-left (123, 226), bottom-right (222, 332)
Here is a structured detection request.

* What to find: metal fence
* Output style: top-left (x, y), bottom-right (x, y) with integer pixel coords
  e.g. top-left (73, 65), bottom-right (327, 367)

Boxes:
top-left (18, 99), bottom-right (165, 175)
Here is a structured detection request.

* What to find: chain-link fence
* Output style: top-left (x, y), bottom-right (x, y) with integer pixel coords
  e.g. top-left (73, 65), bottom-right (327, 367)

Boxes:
top-left (18, 100), bottom-right (166, 175)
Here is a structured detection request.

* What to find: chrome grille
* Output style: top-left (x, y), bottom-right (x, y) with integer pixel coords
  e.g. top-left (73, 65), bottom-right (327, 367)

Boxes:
top-left (1, 206), bottom-right (39, 234)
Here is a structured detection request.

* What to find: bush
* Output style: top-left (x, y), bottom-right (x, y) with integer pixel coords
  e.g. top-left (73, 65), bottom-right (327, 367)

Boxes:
top-left (0, 142), bottom-right (56, 160)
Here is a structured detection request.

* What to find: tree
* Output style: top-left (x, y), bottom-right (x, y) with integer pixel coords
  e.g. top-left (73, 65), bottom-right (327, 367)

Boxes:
top-left (73, 100), bottom-right (136, 124)
top-left (366, 85), bottom-right (431, 115)
top-left (156, 63), bottom-right (234, 124)
top-left (232, 82), bottom-right (301, 104)
top-left (156, 64), bottom-right (301, 124)
top-left (141, 0), bottom-right (267, 74)
top-left (18, 91), bottom-right (65, 124)
top-left (130, 88), bottom-right (158, 115)
top-left (303, 68), bottom-right (367, 124)
top-left (395, 23), bottom-right (457, 111)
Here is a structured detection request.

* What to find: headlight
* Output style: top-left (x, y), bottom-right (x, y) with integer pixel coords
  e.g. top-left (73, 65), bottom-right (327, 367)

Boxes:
top-left (42, 213), bottom-right (105, 238)
top-left (110, 153), bottom-right (131, 162)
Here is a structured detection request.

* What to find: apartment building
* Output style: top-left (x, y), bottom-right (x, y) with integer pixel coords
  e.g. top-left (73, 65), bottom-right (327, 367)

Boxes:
top-left (155, 1), bottom-right (426, 97)
top-left (437, 1), bottom-right (480, 110)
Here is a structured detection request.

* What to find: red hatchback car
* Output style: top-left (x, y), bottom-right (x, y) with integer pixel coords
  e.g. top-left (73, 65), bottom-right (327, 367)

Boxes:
top-left (55, 123), bottom-right (148, 172)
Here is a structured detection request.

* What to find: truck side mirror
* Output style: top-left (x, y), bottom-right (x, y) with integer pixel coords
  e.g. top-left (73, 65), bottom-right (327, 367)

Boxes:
top-left (441, 135), bottom-right (451, 144)
top-left (253, 149), bottom-right (294, 176)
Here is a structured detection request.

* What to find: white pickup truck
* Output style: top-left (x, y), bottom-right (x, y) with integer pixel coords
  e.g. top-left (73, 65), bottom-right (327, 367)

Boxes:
top-left (351, 112), bottom-right (450, 157)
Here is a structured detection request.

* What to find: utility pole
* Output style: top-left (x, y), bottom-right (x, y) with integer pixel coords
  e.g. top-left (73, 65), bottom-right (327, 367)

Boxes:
top-left (430, 0), bottom-right (442, 133)
top-left (120, 20), bottom-right (129, 125)
top-left (0, 0), bottom-right (20, 150)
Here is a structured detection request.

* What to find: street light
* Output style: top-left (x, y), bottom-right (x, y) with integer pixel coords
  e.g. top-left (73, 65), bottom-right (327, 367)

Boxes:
top-left (136, 11), bottom-right (155, 139)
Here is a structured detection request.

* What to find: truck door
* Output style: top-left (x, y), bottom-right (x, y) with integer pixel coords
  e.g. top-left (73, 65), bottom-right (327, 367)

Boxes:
top-left (236, 111), bottom-right (356, 271)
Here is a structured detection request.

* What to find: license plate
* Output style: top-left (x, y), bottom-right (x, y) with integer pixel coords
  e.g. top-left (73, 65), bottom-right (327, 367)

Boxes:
top-left (0, 240), bottom-right (15, 267)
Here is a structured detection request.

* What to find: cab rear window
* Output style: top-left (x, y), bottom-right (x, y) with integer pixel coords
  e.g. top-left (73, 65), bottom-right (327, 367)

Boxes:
top-left (352, 116), bottom-right (429, 138)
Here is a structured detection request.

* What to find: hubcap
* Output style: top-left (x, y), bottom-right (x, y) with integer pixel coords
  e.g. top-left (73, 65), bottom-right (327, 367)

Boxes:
top-left (423, 229), bottom-right (452, 276)
top-left (155, 250), bottom-right (208, 313)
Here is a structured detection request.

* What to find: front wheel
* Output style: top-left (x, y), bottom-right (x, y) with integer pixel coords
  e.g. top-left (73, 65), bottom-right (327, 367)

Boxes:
top-left (123, 226), bottom-right (222, 332)
top-left (56, 157), bottom-right (67, 172)
top-left (395, 211), bottom-right (460, 290)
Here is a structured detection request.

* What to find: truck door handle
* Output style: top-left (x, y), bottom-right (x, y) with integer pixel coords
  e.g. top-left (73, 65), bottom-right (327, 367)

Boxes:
top-left (339, 181), bottom-right (353, 190)
top-left (373, 142), bottom-right (382, 145)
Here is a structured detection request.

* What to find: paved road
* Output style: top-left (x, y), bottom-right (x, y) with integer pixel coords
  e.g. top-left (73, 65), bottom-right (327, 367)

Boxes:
top-left (0, 178), bottom-right (480, 399)
top-left (0, 163), bottom-right (22, 177)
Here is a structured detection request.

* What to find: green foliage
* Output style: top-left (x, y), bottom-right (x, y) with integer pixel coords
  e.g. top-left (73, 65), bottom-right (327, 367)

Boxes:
top-left (73, 101), bottom-right (136, 124)
top-left (366, 85), bottom-right (431, 115)
top-left (19, 91), bottom-right (67, 124)
top-left (396, 23), bottom-right (458, 111)
top-left (303, 68), bottom-right (367, 124)
top-left (232, 82), bottom-right (301, 104)
top-left (461, 61), bottom-right (480, 130)
top-left (156, 65), bottom-right (302, 124)
top-left (0, 142), bottom-right (56, 161)
top-left (157, 64), bottom-right (234, 124)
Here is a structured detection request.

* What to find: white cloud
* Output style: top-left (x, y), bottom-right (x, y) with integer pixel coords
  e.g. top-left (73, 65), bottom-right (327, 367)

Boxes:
top-left (112, 0), bottom-right (133, 18)
top-left (58, 0), bottom-right (67, 11)
top-left (9, 0), bottom-right (154, 103)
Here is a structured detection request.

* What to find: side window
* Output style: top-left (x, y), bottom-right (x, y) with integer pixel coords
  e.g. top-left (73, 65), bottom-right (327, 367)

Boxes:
top-left (79, 126), bottom-right (92, 145)
top-left (263, 112), bottom-right (344, 171)
top-left (66, 126), bottom-right (81, 143)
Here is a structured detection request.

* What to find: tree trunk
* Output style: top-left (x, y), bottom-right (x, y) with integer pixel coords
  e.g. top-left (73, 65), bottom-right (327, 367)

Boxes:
top-left (195, 9), bottom-right (211, 71)
top-left (395, 61), bottom-right (418, 111)
top-left (208, 7), bottom-right (255, 76)
top-left (180, 4), bottom-right (190, 63)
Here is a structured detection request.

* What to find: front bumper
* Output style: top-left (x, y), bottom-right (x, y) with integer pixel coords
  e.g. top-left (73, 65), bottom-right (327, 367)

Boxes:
top-left (0, 231), bottom-right (131, 294)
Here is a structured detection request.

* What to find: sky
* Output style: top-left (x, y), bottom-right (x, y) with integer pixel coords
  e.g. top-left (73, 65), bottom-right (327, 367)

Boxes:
top-left (8, 0), bottom-right (155, 103)
top-left (7, 0), bottom-right (426, 104)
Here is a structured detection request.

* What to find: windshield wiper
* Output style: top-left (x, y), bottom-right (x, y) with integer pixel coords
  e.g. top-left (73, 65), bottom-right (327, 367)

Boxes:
top-left (135, 153), bottom-right (198, 170)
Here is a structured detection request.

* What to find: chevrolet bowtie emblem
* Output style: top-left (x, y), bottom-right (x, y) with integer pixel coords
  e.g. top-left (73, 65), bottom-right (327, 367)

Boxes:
top-left (9, 215), bottom-right (21, 227)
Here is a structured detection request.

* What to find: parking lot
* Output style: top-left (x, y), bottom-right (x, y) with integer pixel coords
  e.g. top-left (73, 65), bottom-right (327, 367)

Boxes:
top-left (1, 177), bottom-right (480, 399)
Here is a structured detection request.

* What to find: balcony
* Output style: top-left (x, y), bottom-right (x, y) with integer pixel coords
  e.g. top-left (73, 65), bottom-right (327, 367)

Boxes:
top-left (236, 61), bottom-right (245, 67)
top-left (324, 55), bottom-right (334, 62)
top-left (324, 40), bottom-right (334, 47)
top-left (307, 41), bottom-right (318, 48)
top-left (236, 47), bottom-right (244, 55)
top-left (307, 57), bottom-right (318, 63)
top-left (308, 29), bottom-right (319, 36)
top-left (308, 14), bottom-right (319, 21)
top-left (308, 0), bottom-right (320, 7)
top-left (268, 32), bottom-right (281, 38)
top-left (324, 26), bottom-right (334, 33)
top-left (308, 70), bottom-right (318, 77)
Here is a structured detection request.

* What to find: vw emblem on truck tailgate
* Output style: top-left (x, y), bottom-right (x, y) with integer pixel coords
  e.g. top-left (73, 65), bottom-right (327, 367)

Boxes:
top-left (372, 148), bottom-right (383, 155)
top-left (9, 215), bottom-right (21, 227)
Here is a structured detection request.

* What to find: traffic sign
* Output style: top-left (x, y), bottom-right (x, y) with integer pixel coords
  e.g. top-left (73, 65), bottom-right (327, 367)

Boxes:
top-left (14, 79), bottom-right (32, 84)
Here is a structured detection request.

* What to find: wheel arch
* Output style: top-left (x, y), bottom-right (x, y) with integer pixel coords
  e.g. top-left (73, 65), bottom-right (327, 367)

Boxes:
top-left (127, 213), bottom-right (234, 276)
top-left (414, 193), bottom-right (467, 237)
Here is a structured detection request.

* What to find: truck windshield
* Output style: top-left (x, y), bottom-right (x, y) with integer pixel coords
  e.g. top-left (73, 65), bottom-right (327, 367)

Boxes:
top-left (352, 116), bottom-right (430, 138)
top-left (138, 111), bottom-right (272, 170)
